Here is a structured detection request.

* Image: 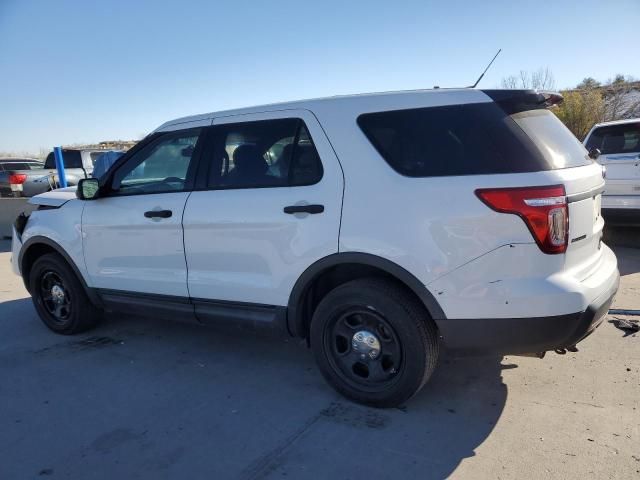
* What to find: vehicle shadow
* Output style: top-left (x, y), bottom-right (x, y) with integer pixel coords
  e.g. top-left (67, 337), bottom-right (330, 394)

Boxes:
top-left (611, 244), bottom-right (640, 276)
top-left (1, 305), bottom-right (508, 479)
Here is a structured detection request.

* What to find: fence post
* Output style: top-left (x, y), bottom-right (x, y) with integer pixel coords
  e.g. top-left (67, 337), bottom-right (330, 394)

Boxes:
top-left (53, 147), bottom-right (68, 188)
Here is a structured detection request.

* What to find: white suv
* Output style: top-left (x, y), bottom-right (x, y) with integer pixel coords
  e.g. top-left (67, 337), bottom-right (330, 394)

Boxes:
top-left (11, 89), bottom-right (619, 407)
top-left (584, 118), bottom-right (640, 223)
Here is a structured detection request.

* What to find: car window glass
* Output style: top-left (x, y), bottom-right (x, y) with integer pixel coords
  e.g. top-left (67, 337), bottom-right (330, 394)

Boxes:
top-left (358, 104), bottom-right (590, 177)
top-left (209, 118), bottom-right (322, 189)
top-left (112, 130), bottom-right (200, 195)
top-left (89, 152), bottom-right (105, 166)
top-left (585, 123), bottom-right (640, 155)
top-left (44, 151), bottom-right (83, 169)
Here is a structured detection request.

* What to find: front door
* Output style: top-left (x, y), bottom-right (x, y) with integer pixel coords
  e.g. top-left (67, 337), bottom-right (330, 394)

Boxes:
top-left (182, 110), bottom-right (344, 316)
top-left (82, 126), bottom-right (205, 297)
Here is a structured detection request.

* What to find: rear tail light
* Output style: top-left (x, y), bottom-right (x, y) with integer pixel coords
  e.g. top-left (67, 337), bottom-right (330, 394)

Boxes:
top-left (476, 185), bottom-right (568, 254)
top-left (8, 174), bottom-right (27, 185)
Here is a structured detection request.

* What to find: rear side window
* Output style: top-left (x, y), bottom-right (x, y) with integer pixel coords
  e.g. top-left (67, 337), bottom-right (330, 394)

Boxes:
top-left (209, 118), bottom-right (323, 189)
top-left (358, 103), bottom-right (590, 177)
top-left (44, 150), bottom-right (83, 169)
top-left (585, 123), bottom-right (640, 155)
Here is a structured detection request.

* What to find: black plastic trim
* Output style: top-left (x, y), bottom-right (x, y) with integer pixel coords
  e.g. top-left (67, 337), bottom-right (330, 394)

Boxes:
top-left (98, 289), bottom-right (196, 323)
top-left (193, 297), bottom-right (287, 333)
top-left (18, 236), bottom-right (102, 307)
top-left (287, 252), bottom-right (446, 338)
top-left (96, 289), bottom-right (287, 334)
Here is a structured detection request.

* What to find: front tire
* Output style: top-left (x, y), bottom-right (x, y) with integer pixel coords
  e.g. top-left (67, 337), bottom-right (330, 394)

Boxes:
top-left (310, 278), bottom-right (439, 408)
top-left (29, 253), bottom-right (101, 334)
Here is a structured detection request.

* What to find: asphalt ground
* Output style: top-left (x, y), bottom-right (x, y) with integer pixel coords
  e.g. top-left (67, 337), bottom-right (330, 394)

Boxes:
top-left (1, 239), bottom-right (638, 479)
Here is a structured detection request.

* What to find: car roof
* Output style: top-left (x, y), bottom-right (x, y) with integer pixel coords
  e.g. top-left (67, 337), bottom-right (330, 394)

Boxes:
top-left (0, 158), bottom-right (41, 162)
top-left (155, 88), bottom-right (490, 132)
top-left (592, 118), bottom-right (640, 128)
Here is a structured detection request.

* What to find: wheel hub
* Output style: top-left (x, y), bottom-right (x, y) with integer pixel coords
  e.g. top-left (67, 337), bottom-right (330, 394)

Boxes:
top-left (351, 330), bottom-right (381, 360)
top-left (51, 285), bottom-right (66, 304)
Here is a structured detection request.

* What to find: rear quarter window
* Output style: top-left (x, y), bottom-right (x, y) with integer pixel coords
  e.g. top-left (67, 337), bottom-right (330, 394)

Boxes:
top-left (357, 103), bottom-right (590, 177)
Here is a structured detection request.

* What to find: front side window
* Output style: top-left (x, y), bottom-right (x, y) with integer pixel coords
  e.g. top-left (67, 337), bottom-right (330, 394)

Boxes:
top-left (209, 118), bottom-right (323, 189)
top-left (586, 123), bottom-right (640, 155)
top-left (111, 129), bottom-right (201, 195)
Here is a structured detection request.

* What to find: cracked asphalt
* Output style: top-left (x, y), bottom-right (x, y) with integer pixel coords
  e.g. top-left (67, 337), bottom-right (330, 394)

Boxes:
top-left (1, 238), bottom-right (638, 479)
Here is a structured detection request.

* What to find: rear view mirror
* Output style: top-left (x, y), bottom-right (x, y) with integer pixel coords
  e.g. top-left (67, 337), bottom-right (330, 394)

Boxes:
top-left (76, 178), bottom-right (100, 200)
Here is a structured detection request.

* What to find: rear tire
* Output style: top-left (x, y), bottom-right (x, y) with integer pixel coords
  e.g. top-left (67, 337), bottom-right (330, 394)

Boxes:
top-left (29, 253), bottom-right (101, 334)
top-left (310, 278), bottom-right (439, 408)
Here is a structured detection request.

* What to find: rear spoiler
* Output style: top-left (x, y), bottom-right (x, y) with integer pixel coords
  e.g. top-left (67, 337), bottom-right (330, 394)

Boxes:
top-left (481, 89), bottom-right (564, 115)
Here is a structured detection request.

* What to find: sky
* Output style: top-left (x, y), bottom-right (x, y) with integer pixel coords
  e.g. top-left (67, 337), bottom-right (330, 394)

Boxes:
top-left (0, 0), bottom-right (638, 154)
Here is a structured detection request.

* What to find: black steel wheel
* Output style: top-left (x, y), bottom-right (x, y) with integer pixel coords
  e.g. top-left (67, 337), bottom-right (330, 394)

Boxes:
top-left (311, 278), bottom-right (439, 408)
top-left (39, 271), bottom-right (72, 324)
top-left (324, 306), bottom-right (403, 392)
top-left (29, 253), bottom-right (101, 334)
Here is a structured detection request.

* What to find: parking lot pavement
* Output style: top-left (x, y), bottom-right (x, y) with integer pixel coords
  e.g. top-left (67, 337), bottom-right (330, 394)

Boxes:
top-left (1, 239), bottom-right (638, 480)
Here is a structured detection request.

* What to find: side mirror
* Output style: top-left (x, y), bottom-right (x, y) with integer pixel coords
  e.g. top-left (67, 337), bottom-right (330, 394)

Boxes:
top-left (76, 178), bottom-right (100, 200)
top-left (588, 148), bottom-right (601, 160)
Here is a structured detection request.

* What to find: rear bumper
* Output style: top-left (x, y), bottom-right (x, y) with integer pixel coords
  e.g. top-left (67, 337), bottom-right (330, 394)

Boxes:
top-left (438, 269), bottom-right (619, 354)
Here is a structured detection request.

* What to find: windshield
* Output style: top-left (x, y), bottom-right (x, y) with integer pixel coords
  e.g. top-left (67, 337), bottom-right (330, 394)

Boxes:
top-left (585, 122), bottom-right (640, 155)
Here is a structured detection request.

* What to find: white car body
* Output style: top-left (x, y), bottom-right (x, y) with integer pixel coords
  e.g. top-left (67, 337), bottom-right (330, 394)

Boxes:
top-left (584, 118), bottom-right (640, 222)
top-left (12, 88), bottom-right (619, 360)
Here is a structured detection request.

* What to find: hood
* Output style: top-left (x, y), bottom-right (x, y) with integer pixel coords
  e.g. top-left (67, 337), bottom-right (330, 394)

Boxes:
top-left (28, 187), bottom-right (78, 207)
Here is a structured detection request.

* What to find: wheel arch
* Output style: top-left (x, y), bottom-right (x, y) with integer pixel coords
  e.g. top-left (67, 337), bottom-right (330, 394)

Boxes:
top-left (287, 252), bottom-right (446, 338)
top-left (19, 236), bottom-right (101, 307)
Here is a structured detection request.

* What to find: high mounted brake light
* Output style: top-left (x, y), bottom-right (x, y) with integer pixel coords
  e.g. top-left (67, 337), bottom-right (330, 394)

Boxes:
top-left (476, 185), bottom-right (568, 254)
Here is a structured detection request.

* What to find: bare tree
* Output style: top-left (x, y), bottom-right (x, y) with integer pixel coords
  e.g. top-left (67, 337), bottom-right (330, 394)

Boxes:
top-left (501, 67), bottom-right (556, 90)
top-left (601, 75), bottom-right (640, 121)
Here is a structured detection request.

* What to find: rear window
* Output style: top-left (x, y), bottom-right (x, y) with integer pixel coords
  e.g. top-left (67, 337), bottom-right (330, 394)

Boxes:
top-left (511, 110), bottom-right (592, 169)
top-left (44, 150), bottom-right (83, 169)
top-left (357, 103), bottom-right (591, 177)
top-left (585, 122), bottom-right (640, 155)
top-left (1, 162), bottom-right (42, 170)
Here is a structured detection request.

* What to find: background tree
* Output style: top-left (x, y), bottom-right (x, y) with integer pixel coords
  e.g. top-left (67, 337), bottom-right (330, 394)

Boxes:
top-left (554, 89), bottom-right (604, 140)
top-left (501, 67), bottom-right (556, 90)
top-left (601, 74), bottom-right (640, 121)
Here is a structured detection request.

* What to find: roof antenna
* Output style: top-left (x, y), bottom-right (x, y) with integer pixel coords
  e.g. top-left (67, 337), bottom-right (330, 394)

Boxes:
top-left (469, 49), bottom-right (502, 88)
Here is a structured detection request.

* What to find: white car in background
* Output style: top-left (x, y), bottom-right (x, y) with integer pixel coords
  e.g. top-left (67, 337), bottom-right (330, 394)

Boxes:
top-left (584, 118), bottom-right (640, 223)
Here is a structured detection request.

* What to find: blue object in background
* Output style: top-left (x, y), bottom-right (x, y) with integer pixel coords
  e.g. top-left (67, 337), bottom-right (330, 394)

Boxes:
top-left (53, 146), bottom-right (68, 188)
top-left (92, 150), bottom-right (124, 179)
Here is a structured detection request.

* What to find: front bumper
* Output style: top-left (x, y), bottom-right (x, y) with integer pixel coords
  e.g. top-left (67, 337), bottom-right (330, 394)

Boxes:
top-left (437, 269), bottom-right (620, 355)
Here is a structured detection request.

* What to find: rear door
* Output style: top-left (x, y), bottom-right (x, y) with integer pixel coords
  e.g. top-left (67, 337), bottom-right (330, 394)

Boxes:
top-left (585, 122), bottom-right (640, 196)
top-left (183, 109), bottom-right (343, 319)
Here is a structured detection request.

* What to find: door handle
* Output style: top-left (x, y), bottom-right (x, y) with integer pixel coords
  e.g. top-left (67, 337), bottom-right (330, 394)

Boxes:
top-left (283, 204), bottom-right (324, 215)
top-left (144, 210), bottom-right (172, 219)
